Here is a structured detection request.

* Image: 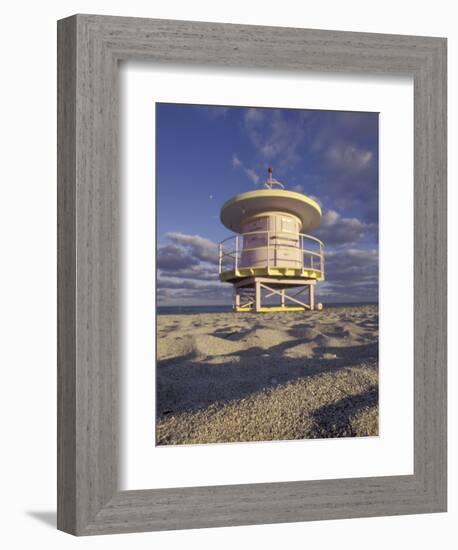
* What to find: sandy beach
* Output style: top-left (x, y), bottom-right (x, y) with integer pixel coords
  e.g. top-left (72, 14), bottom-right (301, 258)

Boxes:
top-left (156, 305), bottom-right (378, 445)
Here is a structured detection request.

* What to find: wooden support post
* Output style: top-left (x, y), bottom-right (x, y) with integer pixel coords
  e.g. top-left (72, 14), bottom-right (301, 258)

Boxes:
top-left (232, 278), bottom-right (320, 313)
top-left (255, 280), bottom-right (261, 312)
top-left (235, 288), bottom-right (240, 310)
top-left (259, 283), bottom-right (310, 309)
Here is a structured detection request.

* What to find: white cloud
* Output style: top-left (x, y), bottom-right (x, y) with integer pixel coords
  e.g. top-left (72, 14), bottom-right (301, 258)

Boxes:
top-left (242, 109), bottom-right (307, 172)
top-left (325, 144), bottom-right (373, 172)
top-left (244, 168), bottom-right (260, 185)
top-left (157, 276), bottom-right (221, 290)
top-left (318, 247), bottom-right (379, 302)
top-left (165, 232), bottom-right (217, 263)
top-left (321, 209), bottom-right (340, 226)
top-left (244, 108), bottom-right (264, 123)
top-left (231, 153), bottom-right (260, 185)
top-left (312, 209), bottom-right (369, 245)
top-left (232, 153), bottom-right (242, 168)
top-left (157, 243), bottom-right (199, 271)
top-left (308, 194), bottom-right (322, 206)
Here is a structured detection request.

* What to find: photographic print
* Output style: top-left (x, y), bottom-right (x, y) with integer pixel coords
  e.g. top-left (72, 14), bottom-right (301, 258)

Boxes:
top-left (156, 103), bottom-right (379, 445)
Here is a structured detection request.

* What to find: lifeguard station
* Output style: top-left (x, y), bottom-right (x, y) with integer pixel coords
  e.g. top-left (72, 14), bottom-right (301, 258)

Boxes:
top-left (218, 168), bottom-right (325, 312)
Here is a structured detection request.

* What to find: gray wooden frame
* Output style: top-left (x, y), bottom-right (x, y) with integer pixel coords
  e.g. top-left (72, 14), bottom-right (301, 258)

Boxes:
top-left (57, 14), bottom-right (447, 536)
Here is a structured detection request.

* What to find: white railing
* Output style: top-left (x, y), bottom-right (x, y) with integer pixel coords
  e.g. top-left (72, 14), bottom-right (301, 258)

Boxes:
top-left (218, 230), bottom-right (324, 277)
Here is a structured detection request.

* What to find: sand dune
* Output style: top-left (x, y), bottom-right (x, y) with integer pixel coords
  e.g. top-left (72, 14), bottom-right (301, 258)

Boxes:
top-left (156, 305), bottom-right (378, 445)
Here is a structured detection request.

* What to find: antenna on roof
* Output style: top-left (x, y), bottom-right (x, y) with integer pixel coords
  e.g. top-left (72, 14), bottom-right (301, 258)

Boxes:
top-left (264, 167), bottom-right (284, 190)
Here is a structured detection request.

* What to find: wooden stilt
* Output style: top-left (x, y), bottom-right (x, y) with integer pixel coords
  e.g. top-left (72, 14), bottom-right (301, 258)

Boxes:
top-left (259, 282), bottom-right (310, 309)
top-left (235, 289), bottom-right (240, 310)
top-left (232, 277), bottom-right (319, 312)
top-left (255, 280), bottom-right (261, 312)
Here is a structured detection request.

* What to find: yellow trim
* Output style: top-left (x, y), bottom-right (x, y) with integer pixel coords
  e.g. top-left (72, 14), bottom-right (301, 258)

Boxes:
top-left (220, 189), bottom-right (322, 232)
top-left (221, 190), bottom-right (321, 216)
top-left (220, 266), bottom-right (324, 282)
top-left (235, 306), bottom-right (306, 312)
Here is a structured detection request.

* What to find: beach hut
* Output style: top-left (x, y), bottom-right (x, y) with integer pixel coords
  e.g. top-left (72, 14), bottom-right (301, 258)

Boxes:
top-left (218, 168), bottom-right (325, 312)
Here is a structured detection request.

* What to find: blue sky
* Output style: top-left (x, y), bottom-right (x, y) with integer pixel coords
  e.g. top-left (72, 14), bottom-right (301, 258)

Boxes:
top-left (156, 103), bottom-right (379, 305)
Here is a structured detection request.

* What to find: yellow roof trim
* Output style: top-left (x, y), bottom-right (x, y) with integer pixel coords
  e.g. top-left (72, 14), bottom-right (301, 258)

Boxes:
top-left (220, 189), bottom-right (322, 233)
top-left (220, 266), bottom-right (324, 282)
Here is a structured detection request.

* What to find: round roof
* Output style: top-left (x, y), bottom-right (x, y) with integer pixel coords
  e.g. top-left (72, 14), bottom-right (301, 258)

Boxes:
top-left (220, 190), bottom-right (322, 233)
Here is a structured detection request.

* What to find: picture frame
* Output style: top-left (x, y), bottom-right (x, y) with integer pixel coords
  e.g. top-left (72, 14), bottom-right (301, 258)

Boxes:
top-left (57, 14), bottom-right (447, 535)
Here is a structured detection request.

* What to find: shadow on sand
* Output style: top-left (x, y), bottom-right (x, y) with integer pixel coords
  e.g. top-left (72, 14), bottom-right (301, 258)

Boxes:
top-left (156, 338), bottom-right (378, 420)
top-left (308, 386), bottom-right (378, 438)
